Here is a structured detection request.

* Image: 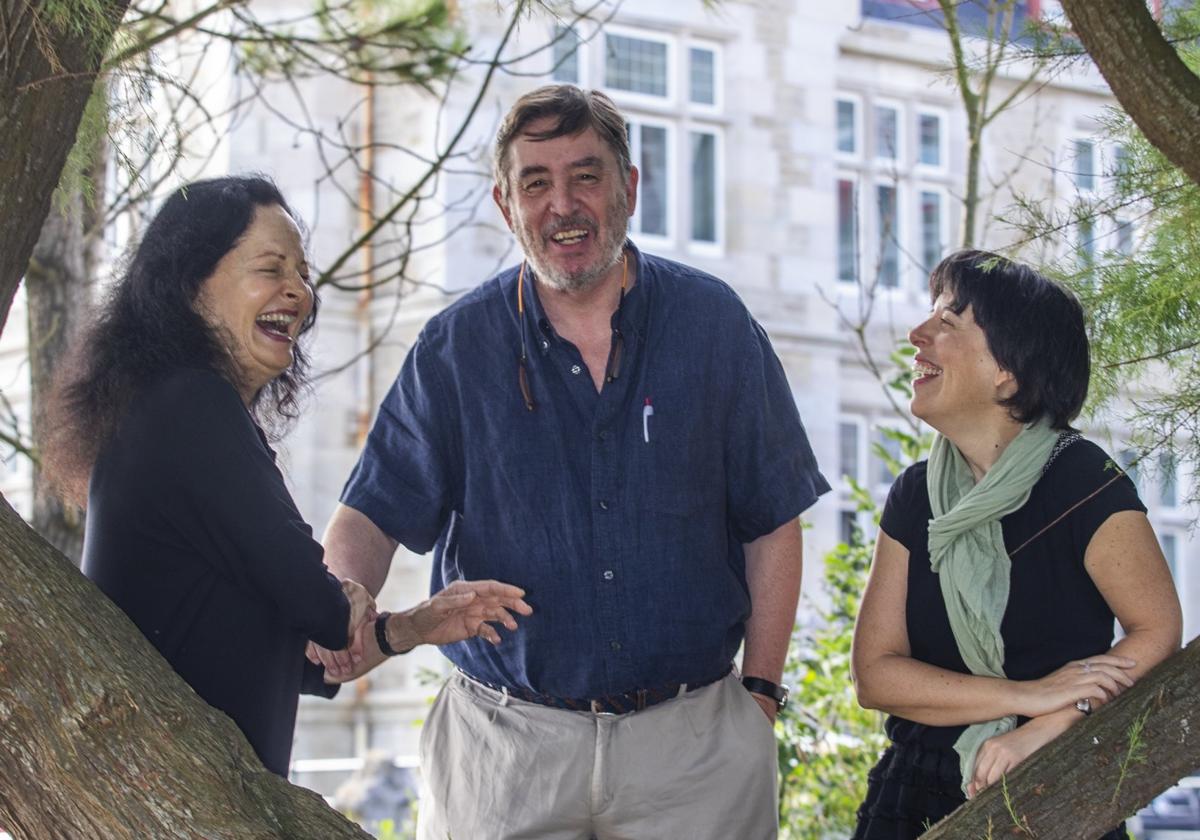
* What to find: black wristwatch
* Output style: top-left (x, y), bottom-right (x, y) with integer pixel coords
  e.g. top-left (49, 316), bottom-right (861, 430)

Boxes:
top-left (374, 612), bottom-right (403, 657)
top-left (742, 676), bottom-right (789, 711)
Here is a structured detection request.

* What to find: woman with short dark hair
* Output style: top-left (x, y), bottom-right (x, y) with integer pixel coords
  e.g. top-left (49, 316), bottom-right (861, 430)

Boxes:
top-left (47, 176), bottom-right (530, 776)
top-left (850, 250), bottom-right (1181, 839)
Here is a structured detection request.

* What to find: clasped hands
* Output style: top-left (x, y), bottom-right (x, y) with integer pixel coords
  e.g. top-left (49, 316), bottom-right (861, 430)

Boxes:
top-left (309, 579), bottom-right (534, 683)
top-left (967, 653), bottom-right (1137, 798)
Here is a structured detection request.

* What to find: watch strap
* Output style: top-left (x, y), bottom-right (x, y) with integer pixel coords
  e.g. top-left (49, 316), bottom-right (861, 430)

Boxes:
top-left (742, 676), bottom-right (788, 709)
top-left (374, 611), bottom-right (402, 657)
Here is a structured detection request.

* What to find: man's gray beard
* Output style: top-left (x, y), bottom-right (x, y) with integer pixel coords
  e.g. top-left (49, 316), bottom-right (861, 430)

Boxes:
top-left (519, 191), bottom-right (630, 293)
top-left (526, 232), bottom-right (626, 294)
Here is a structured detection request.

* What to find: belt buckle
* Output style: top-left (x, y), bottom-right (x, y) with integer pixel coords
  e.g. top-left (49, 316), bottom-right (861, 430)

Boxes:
top-left (590, 698), bottom-right (619, 716)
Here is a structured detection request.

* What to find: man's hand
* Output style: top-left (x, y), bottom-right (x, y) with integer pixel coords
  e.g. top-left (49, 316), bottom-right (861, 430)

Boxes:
top-left (311, 579), bottom-right (533, 681)
top-left (405, 579), bottom-right (532, 647)
top-left (748, 690), bottom-right (778, 724)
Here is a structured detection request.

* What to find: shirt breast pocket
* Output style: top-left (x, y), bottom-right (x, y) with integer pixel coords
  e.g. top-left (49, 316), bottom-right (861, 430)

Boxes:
top-left (633, 395), bottom-right (720, 517)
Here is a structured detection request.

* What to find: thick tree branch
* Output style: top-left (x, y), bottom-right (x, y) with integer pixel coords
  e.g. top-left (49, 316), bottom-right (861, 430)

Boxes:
top-left (927, 637), bottom-right (1200, 838)
top-left (0, 0), bottom-right (128, 335)
top-left (1062, 0), bottom-right (1200, 188)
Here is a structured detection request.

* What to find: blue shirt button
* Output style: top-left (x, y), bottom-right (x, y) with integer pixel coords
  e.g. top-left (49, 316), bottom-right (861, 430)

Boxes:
top-left (610, 641), bottom-right (621, 651)
top-left (602, 570), bottom-right (614, 580)
top-left (598, 500), bottom-right (609, 510)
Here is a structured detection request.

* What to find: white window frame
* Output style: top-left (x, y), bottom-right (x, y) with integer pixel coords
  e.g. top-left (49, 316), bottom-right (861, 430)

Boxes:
top-left (685, 39), bottom-right (722, 115)
top-left (548, 22), bottom-right (588, 87)
top-left (601, 25), bottom-right (676, 108)
top-left (686, 123), bottom-right (725, 257)
top-left (872, 98), bottom-right (905, 168)
top-left (628, 115), bottom-right (676, 248)
top-left (835, 172), bottom-right (862, 286)
top-left (874, 178), bottom-right (905, 292)
top-left (915, 106), bottom-right (949, 174)
top-left (916, 184), bottom-right (950, 274)
top-left (835, 93), bottom-right (864, 162)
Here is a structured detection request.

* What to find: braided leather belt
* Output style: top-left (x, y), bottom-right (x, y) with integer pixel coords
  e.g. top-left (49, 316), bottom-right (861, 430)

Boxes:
top-left (460, 664), bottom-right (733, 715)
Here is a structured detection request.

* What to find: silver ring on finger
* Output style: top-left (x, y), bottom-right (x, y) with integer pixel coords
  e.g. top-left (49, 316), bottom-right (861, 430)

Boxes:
top-left (1081, 660), bottom-right (1092, 673)
top-left (1075, 698), bottom-right (1092, 715)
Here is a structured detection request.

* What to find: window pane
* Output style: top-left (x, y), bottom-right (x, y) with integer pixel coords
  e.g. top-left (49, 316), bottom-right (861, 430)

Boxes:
top-left (1114, 144), bottom-right (1131, 178)
top-left (1161, 453), bottom-right (1177, 507)
top-left (689, 47), bottom-right (715, 105)
top-left (875, 105), bottom-right (898, 160)
top-left (877, 184), bottom-right (899, 288)
top-left (606, 33), bottom-right (668, 97)
top-left (840, 510), bottom-right (861, 546)
top-left (1116, 219), bottom-right (1134, 255)
top-left (837, 178), bottom-right (858, 283)
top-left (876, 430), bottom-right (902, 484)
top-left (839, 421), bottom-right (860, 482)
top-left (1162, 533), bottom-right (1178, 581)
top-left (690, 131), bottom-right (717, 243)
top-left (837, 99), bottom-right (856, 154)
top-left (1074, 140), bottom-right (1095, 191)
top-left (552, 25), bottom-right (580, 83)
top-left (919, 113), bottom-right (941, 166)
top-left (920, 190), bottom-right (942, 272)
top-left (639, 124), bottom-right (668, 236)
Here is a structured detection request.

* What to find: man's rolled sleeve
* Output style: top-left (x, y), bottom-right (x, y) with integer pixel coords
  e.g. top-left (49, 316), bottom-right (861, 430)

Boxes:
top-left (725, 321), bottom-right (830, 544)
top-left (341, 333), bottom-right (459, 553)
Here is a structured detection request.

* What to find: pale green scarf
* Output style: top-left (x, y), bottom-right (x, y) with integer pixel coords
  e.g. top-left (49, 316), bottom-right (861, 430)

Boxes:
top-left (926, 420), bottom-right (1059, 795)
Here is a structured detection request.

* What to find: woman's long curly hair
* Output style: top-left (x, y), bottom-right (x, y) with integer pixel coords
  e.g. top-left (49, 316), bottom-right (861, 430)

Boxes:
top-left (44, 175), bottom-right (319, 505)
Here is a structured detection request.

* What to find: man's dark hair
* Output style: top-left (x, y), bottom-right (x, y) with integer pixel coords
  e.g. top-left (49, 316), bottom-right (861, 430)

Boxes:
top-left (44, 175), bottom-right (318, 503)
top-left (929, 249), bottom-right (1089, 430)
top-left (493, 84), bottom-right (632, 199)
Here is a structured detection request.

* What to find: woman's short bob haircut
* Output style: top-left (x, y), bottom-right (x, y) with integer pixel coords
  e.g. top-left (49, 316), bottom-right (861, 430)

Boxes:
top-left (44, 175), bottom-right (317, 504)
top-left (930, 249), bottom-right (1089, 430)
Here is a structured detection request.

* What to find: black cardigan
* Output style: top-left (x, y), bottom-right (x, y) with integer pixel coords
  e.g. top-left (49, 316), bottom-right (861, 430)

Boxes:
top-left (82, 367), bottom-right (347, 775)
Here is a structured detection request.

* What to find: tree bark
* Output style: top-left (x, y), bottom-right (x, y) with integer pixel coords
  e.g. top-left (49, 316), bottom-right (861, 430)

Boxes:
top-left (1061, 0), bottom-right (1200, 189)
top-left (0, 496), bottom-right (373, 839)
top-left (0, 1), bottom-right (114, 334)
top-left (926, 636), bottom-right (1200, 839)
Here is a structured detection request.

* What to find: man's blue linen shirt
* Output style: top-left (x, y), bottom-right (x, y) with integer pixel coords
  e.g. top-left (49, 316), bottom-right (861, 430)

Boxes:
top-left (341, 243), bottom-right (830, 698)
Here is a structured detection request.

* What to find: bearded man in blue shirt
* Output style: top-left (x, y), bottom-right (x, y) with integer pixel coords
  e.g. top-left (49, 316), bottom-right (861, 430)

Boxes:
top-left (316, 84), bottom-right (829, 839)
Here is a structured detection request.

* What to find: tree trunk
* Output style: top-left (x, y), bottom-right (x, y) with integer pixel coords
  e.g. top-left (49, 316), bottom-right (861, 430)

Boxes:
top-left (926, 636), bottom-right (1200, 839)
top-left (26, 179), bottom-right (100, 563)
top-left (0, 496), bottom-right (373, 839)
top-left (1061, 0), bottom-right (1200, 190)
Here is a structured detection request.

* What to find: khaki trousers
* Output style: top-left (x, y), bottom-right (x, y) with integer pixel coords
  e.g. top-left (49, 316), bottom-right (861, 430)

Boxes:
top-left (416, 671), bottom-right (779, 840)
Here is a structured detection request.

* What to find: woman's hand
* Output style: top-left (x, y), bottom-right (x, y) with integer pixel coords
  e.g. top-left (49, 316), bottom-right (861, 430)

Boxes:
top-left (401, 579), bottom-right (533, 647)
top-left (1016, 655), bottom-right (1136, 718)
top-left (967, 711), bottom-right (1074, 798)
top-left (341, 578), bottom-right (377, 661)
